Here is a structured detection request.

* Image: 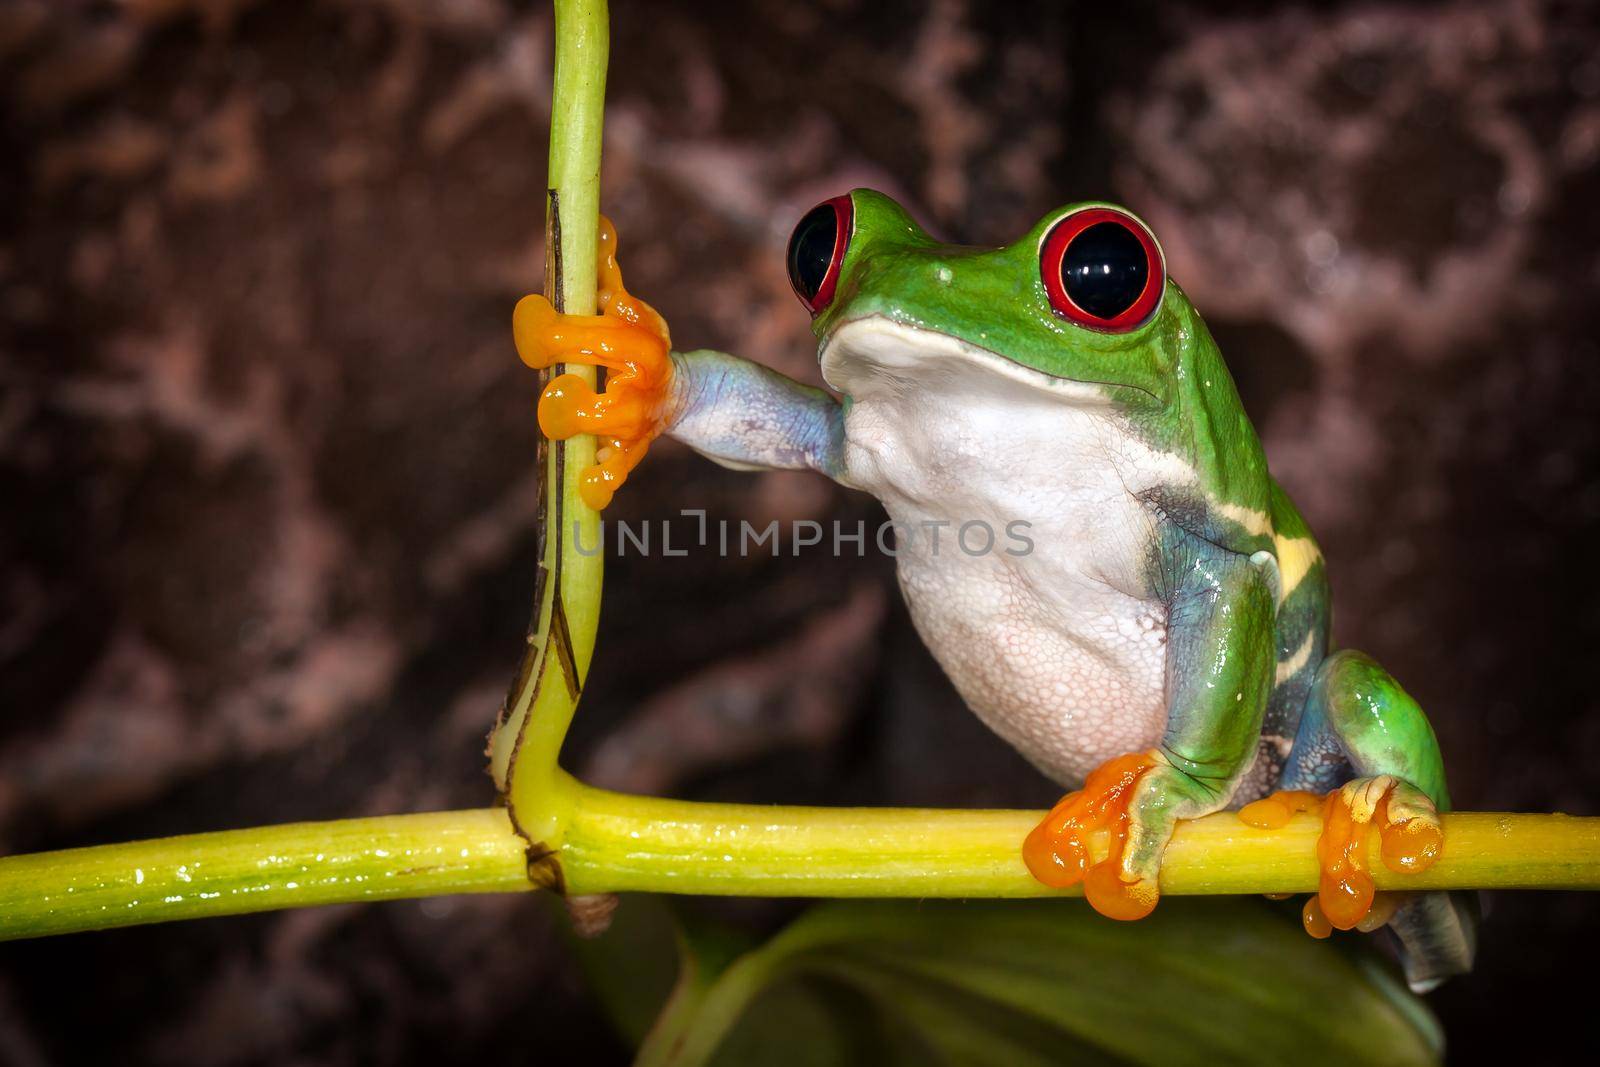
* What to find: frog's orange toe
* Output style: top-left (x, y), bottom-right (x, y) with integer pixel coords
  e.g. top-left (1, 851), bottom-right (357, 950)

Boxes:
top-left (1023, 791), bottom-right (1089, 887)
top-left (512, 294), bottom-right (561, 369)
top-left (1084, 862), bottom-right (1159, 921)
top-left (1023, 752), bottom-right (1158, 919)
top-left (577, 437), bottom-right (652, 511)
top-left (1237, 789), bottom-right (1323, 830)
top-left (579, 469), bottom-right (617, 512)
top-left (1318, 781), bottom-right (1375, 930)
top-left (1378, 812), bottom-right (1443, 874)
top-left (537, 373), bottom-right (597, 440)
top-left (538, 373), bottom-right (658, 442)
top-left (1301, 896), bottom-right (1334, 939)
top-left (1319, 865), bottom-right (1376, 930)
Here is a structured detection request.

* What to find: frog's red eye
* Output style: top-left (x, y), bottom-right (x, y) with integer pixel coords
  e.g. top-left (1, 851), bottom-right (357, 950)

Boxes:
top-left (787, 194), bottom-right (853, 315)
top-left (1040, 207), bottom-right (1164, 332)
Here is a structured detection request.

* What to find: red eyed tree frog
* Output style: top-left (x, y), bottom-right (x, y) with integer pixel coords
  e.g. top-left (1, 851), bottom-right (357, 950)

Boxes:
top-left (513, 192), bottom-right (1476, 991)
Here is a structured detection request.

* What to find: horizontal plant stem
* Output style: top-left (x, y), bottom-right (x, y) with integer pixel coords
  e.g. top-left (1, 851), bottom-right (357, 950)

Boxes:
top-left (3, 793), bottom-right (1597, 940)
top-left (559, 785), bottom-right (1600, 897)
top-left (0, 809), bottom-right (529, 941)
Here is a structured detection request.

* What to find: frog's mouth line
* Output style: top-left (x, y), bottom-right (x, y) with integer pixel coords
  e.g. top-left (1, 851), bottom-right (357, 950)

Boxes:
top-left (818, 315), bottom-right (1141, 404)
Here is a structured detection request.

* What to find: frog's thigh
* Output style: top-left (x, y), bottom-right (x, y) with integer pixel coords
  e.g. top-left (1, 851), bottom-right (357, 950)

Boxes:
top-left (1280, 650), bottom-right (1445, 803)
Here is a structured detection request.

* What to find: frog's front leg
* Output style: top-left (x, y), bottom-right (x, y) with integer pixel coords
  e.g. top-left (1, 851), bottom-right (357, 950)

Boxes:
top-left (666, 348), bottom-right (846, 480)
top-left (514, 217), bottom-right (845, 509)
top-left (1025, 543), bottom-right (1275, 919)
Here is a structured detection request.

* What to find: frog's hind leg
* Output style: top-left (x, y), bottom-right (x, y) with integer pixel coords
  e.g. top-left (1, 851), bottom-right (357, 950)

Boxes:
top-left (1279, 649), bottom-right (1477, 992)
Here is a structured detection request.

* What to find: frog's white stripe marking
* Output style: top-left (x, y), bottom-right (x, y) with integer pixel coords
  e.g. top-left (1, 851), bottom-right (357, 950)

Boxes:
top-left (1275, 535), bottom-right (1322, 601)
top-left (1215, 501), bottom-right (1273, 539)
top-left (1275, 630), bottom-right (1317, 684)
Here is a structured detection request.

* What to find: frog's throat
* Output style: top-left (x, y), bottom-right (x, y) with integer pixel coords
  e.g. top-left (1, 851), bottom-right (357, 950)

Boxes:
top-left (818, 315), bottom-right (1130, 405)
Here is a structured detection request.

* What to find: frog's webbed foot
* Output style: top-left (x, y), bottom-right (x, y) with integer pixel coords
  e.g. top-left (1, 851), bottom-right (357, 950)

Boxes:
top-left (1240, 776), bottom-right (1442, 938)
top-left (513, 216), bottom-right (673, 510)
top-left (1023, 751), bottom-right (1215, 921)
top-left (1311, 775), bottom-right (1442, 933)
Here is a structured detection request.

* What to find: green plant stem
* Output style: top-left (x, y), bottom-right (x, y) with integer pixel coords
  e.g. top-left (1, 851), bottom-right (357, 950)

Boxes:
top-left (5, 788), bottom-right (1597, 941)
top-left (0, 810), bottom-right (528, 941)
top-left (488, 0), bottom-right (609, 857)
top-left (557, 782), bottom-right (1600, 896)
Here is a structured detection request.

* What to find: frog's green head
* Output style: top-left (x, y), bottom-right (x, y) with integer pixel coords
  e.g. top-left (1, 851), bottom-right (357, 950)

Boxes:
top-left (787, 188), bottom-right (1211, 415)
top-left (785, 189), bottom-right (1273, 551)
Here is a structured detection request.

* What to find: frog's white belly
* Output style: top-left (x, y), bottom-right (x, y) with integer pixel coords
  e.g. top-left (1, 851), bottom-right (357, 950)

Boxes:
top-left (828, 321), bottom-right (1185, 786)
top-left (844, 391), bottom-right (1184, 783)
top-left (888, 527), bottom-right (1170, 787)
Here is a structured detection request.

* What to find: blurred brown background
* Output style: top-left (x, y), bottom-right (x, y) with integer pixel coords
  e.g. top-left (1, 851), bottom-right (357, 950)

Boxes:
top-left (2, 0), bottom-right (1597, 1063)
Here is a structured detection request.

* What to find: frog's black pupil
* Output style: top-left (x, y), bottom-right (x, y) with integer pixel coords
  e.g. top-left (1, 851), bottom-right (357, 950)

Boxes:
top-left (1061, 221), bottom-right (1149, 320)
top-left (788, 204), bottom-right (839, 302)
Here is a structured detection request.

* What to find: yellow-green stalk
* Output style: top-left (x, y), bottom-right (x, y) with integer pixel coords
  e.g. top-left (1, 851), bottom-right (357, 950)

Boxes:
top-left (488, 0), bottom-right (609, 865)
top-left (3, 790), bottom-right (1597, 941)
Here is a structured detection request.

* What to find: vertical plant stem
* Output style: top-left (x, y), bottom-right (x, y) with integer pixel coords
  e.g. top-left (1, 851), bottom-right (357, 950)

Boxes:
top-left (488, 0), bottom-right (610, 869)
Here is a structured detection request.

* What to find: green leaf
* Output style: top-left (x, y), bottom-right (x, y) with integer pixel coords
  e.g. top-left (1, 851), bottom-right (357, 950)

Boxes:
top-left (592, 897), bottom-right (1440, 1067)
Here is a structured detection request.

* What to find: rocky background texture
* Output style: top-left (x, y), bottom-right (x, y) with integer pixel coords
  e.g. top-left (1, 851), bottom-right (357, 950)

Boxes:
top-left (2, 0), bottom-right (1597, 1063)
